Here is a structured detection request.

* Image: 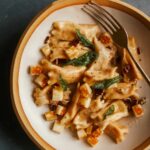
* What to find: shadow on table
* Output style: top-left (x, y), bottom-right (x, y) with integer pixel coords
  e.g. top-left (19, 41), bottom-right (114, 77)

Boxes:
top-left (0, 32), bottom-right (37, 150)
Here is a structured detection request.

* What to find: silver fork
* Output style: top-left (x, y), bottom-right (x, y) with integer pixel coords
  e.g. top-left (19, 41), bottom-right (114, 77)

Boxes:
top-left (82, 0), bottom-right (150, 86)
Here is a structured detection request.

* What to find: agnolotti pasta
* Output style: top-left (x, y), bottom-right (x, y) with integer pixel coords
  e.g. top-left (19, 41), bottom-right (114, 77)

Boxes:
top-left (29, 21), bottom-right (145, 147)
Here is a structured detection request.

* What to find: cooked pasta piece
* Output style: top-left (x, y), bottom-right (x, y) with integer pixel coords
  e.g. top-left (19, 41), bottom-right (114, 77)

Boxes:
top-left (56, 105), bottom-right (66, 116)
top-left (48, 38), bottom-right (70, 62)
top-left (77, 129), bottom-right (87, 139)
top-left (33, 86), bottom-right (51, 106)
top-left (52, 86), bottom-right (63, 101)
top-left (92, 100), bottom-right (128, 130)
top-left (65, 43), bottom-right (89, 60)
top-left (51, 21), bottom-right (101, 42)
top-left (104, 122), bottom-right (129, 143)
top-left (80, 83), bottom-right (92, 98)
top-left (44, 111), bottom-right (57, 121)
top-left (34, 74), bottom-right (47, 88)
top-left (73, 109), bottom-right (91, 129)
top-left (49, 37), bottom-right (70, 49)
top-left (49, 47), bottom-right (68, 62)
top-left (86, 125), bottom-right (93, 135)
top-left (90, 96), bottom-right (109, 113)
top-left (78, 24), bottom-right (101, 41)
top-left (41, 59), bottom-right (86, 83)
top-left (118, 46), bottom-right (142, 82)
top-left (40, 44), bottom-right (51, 57)
top-left (63, 88), bottom-right (71, 100)
top-left (51, 21), bottom-right (77, 41)
top-left (79, 97), bottom-right (92, 108)
top-left (103, 82), bottom-right (138, 100)
top-left (128, 37), bottom-right (139, 60)
top-left (84, 37), bottom-right (118, 84)
top-left (52, 120), bottom-right (64, 133)
top-left (61, 85), bottom-right (80, 125)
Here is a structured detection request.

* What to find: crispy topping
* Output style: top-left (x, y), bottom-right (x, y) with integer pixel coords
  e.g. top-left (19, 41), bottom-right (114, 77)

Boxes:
top-left (30, 66), bottom-right (43, 75)
top-left (100, 33), bottom-right (111, 45)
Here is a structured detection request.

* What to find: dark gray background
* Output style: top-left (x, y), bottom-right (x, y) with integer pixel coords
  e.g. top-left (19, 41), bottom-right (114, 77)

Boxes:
top-left (0, 0), bottom-right (149, 150)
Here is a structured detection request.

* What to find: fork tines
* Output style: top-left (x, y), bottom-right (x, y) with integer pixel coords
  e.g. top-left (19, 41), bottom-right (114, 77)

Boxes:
top-left (82, 0), bottom-right (122, 34)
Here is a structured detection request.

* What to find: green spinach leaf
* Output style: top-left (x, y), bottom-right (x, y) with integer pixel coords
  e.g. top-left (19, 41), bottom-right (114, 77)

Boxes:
top-left (59, 76), bottom-right (68, 91)
top-left (103, 105), bottom-right (115, 120)
top-left (63, 51), bottom-right (98, 66)
top-left (91, 76), bottom-right (122, 90)
top-left (76, 29), bottom-right (94, 49)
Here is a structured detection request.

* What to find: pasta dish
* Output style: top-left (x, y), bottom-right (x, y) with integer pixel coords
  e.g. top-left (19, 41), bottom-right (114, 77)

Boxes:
top-left (29, 21), bottom-right (145, 147)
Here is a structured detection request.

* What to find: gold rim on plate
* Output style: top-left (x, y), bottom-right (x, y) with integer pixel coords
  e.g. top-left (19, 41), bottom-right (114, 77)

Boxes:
top-left (10, 0), bottom-right (150, 149)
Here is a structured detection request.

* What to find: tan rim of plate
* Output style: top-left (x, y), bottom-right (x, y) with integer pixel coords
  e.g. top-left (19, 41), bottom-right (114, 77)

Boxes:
top-left (10, 0), bottom-right (150, 150)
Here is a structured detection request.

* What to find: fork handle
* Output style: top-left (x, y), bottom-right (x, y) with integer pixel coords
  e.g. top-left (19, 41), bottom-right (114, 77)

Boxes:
top-left (126, 47), bottom-right (150, 86)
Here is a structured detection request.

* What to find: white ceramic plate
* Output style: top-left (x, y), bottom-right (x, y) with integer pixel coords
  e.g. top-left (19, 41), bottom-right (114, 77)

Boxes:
top-left (11, 0), bottom-right (150, 150)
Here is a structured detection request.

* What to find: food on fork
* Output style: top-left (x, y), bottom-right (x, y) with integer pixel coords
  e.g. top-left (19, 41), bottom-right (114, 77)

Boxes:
top-left (29, 21), bottom-right (146, 147)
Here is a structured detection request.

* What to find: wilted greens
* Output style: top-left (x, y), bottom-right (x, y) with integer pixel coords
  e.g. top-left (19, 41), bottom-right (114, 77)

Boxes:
top-left (91, 76), bottom-right (122, 90)
top-left (76, 29), bottom-right (94, 49)
top-left (59, 76), bottom-right (68, 91)
top-left (103, 105), bottom-right (115, 120)
top-left (63, 51), bottom-right (98, 66)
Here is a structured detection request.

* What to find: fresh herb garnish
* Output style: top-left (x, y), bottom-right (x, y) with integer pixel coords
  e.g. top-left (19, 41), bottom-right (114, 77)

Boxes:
top-left (103, 105), bottom-right (115, 120)
top-left (76, 29), bottom-right (94, 49)
top-left (91, 76), bottom-right (122, 90)
top-left (63, 51), bottom-right (98, 66)
top-left (59, 76), bottom-right (68, 91)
